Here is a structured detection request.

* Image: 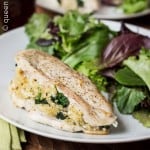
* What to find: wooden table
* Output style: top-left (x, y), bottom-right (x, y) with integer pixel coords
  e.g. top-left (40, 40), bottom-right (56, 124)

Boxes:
top-left (21, 6), bottom-right (150, 150)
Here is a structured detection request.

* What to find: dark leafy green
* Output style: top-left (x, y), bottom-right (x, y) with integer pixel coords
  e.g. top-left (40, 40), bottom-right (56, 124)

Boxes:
top-left (56, 112), bottom-right (67, 120)
top-left (114, 67), bottom-right (146, 86)
top-left (51, 92), bottom-right (69, 107)
top-left (124, 49), bottom-right (150, 90)
top-left (35, 92), bottom-right (48, 104)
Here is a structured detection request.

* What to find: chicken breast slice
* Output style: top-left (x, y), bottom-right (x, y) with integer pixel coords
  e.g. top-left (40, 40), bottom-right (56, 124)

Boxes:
top-left (14, 49), bottom-right (117, 127)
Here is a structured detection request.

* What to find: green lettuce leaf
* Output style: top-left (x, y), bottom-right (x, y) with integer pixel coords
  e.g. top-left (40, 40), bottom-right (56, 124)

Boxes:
top-left (55, 11), bottom-right (91, 37)
top-left (76, 60), bottom-right (107, 91)
top-left (121, 0), bottom-right (149, 14)
top-left (114, 67), bottom-right (146, 86)
top-left (124, 49), bottom-right (150, 90)
top-left (63, 26), bottom-right (111, 68)
top-left (25, 13), bottom-right (54, 54)
top-left (133, 109), bottom-right (150, 127)
top-left (114, 86), bottom-right (145, 114)
top-left (54, 11), bottom-right (91, 53)
top-left (54, 11), bottom-right (113, 57)
top-left (25, 13), bottom-right (50, 42)
top-left (25, 11), bottom-right (114, 62)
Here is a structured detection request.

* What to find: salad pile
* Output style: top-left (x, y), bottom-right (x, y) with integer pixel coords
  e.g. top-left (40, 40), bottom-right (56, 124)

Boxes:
top-left (121, 0), bottom-right (149, 14)
top-left (25, 11), bottom-right (150, 127)
top-left (102, 0), bottom-right (150, 14)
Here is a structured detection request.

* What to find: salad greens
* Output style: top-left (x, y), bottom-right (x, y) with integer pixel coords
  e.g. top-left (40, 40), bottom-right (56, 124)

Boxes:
top-left (25, 13), bottom-right (50, 41)
top-left (76, 60), bottom-right (107, 91)
top-left (124, 49), bottom-right (150, 90)
top-left (25, 13), bottom-right (54, 53)
top-left (120, 0), bottom-right (149, 14)
top-left (100, 31), bottom-right (150, 69)
top-left (113, 86), bottom-right (146, 114)
top-left (101, 0), bottom-right (149, 14)
top-left (114, 67), bottom-right (146, 86)
top-left (62, 26), bottom-right (111, 68)
top-left (111, 48), bottom-right (150, 127)
top-left (133, 110), bottom-right (150, 127)
top-left (25, 11), bottom-right (114, 90)
top-left (25, 11), bottom-right (150, 128)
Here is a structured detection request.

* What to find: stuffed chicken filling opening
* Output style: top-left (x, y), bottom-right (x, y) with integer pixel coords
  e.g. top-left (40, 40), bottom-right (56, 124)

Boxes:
top-left (10, 67), bottom-right (110, 132)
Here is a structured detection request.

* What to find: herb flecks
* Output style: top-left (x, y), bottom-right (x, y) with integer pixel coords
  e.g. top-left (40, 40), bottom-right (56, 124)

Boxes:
top-left (56, 112), bottom-right (67, 120)
top-left (77, 0), bottom-right (84, 7)
top-left (35, 92), bottom-right (48, 104)
top-left (51, 91), bottom-right (69, 107)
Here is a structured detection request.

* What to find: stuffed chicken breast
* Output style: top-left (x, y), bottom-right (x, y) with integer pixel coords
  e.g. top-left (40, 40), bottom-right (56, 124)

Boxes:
top-left (9, 50), bottom-right (117, 134)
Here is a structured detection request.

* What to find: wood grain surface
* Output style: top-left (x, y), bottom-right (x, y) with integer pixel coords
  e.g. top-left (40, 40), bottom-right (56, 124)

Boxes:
top-left (23, 132), bottom-right (150, 150)
top-left (22, 5), bottom-right (150, 150)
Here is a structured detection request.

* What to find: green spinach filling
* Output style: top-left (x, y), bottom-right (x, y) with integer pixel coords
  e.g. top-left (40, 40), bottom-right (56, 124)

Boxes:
top-left (51, 91), bottom-right (70, 107)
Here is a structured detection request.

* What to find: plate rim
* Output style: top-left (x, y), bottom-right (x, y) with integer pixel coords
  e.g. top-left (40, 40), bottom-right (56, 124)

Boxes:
top-left (36, 0), bottom-right (150, 19)
top-left (0, 113), bottom-right (150, 143)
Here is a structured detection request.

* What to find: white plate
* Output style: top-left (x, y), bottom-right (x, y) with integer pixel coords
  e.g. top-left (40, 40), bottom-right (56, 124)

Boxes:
top-left (0, 21), bottom-right (150, 143)
top-left (36, 0), bottom-right (150, 19)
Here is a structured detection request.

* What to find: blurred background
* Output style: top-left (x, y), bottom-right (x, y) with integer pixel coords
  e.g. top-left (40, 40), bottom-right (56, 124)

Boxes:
top-left (0, 0), bottom-right (150, 34)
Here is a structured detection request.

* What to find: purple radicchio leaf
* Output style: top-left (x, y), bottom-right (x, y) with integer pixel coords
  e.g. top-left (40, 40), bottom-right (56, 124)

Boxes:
top-left (100, 24), bottom-right (150, 70)
top-left (37, 21), bottom-right (61, 47)
top-left (101, 67), bottom-right (117, 78)
top-left (47, 21), bottom-right (60, 36)
top-left (36, 38), bottom-right (56, 47)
